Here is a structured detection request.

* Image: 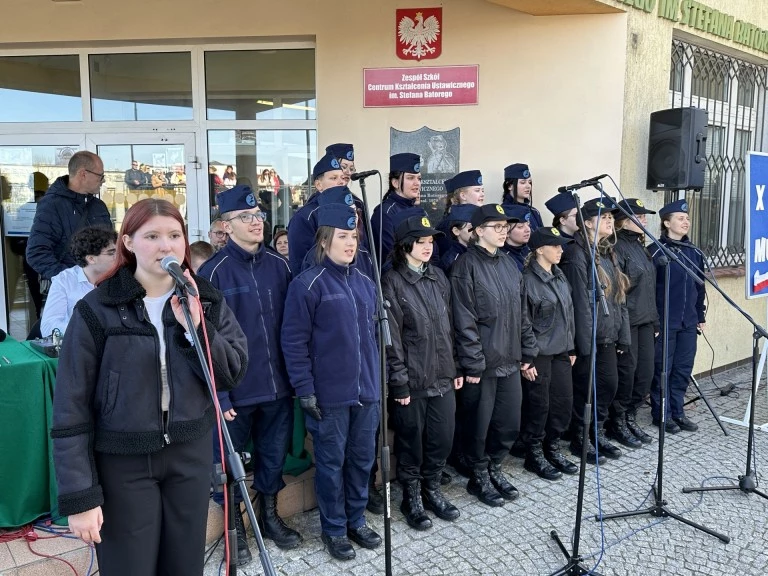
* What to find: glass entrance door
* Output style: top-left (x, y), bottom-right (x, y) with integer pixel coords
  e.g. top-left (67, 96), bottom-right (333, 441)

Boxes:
top-left (87, 133), bottom-right (199, 235)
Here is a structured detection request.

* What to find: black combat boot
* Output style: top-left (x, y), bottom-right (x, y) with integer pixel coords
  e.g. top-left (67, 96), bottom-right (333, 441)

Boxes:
top-left (421, 478), bottom-right (460, 521)
top-left (524, 444), bottom-right (562, 481)
top-left (569, 426), bottom-right (607, 465)
top-left (258, 493), bottom-right (302, 550)
top-left (487, 461), bottom-right (519, 501)
top-left (606, 417), bottom-right (642, 448)
top-left (466, 468), bottom-right (505, 507)
top-left (400, 480), bottom-right (432, 530)
top-left (593, 426), bottom-right (622, 460)
top-left (626, 410), bottom-right (653, 444)
top-left (366, 475), bottom-right (385, 515)
top-left (543, 439), bottom-right (578, 475)
top-left (232, 505), bottom-right (252, 566)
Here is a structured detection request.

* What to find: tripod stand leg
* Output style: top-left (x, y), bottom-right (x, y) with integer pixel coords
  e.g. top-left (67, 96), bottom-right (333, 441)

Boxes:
top-left (687, 376), bottom-right (728, 436)
top-left (594, 507), bottom-right (653, 522)
top-left (663, 509), bottom-right (730, 543)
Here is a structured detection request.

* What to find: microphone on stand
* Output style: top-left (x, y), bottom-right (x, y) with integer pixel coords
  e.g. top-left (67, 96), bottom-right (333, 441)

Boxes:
top-left (556, 174), bottom-right (609, 194)
top-left (161, 255), bottom-right (198, 297)
top-left (350, 170), bottom-right (379, 182)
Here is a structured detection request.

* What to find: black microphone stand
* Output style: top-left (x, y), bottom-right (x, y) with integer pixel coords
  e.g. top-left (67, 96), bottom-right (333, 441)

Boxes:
top-left (175, 286), bottom-right (277, 576)
top-left (594, 183), bottom-right (729, 544)
top-left (548, 188), bottom-right (609, 576)
top-left (356, 174), bottom-right (394, 576)
top-left (670, 245), bottom-right (768, 500)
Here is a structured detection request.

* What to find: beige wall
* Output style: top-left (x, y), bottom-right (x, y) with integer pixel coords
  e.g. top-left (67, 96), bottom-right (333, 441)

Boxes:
top-left (0, 0), bottom-right (628, 208)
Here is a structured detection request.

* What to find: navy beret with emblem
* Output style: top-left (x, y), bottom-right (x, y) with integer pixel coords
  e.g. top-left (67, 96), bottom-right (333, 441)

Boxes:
top-left (504, 163), bottom-right (531, 180)
top-left (318, 185), bottom-right (355, 207)
top-left (443, 176), bottom-right (455, 195)
top-left (659, 198), bottom-right (689, 217)
top-left (317, 204), bottom-right (356, 230)
top-left (325, 143), bottom-right (354, 162)
top-left (447, 204), bottom-right (477, 224)
top-left (452, 170), bottom-right (483, 190)
top-left (313, 153), bottom-right (342, 180)
top-left (390, 153), bottom-right (421, 174)
top-left (216, 185), bottom-right (259, 214)
top-left (503, 203), bottom-right (533, 224)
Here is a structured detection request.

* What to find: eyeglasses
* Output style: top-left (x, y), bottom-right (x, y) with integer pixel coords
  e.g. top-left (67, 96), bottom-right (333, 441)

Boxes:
top-left (85, 169), bottom-right (106, 182)
top-left (226, 212), bottom-right (266, 224)
top-left (211, 231), bottom-right (229, 238)
top-left (481, 223), bottom-right (511, 233)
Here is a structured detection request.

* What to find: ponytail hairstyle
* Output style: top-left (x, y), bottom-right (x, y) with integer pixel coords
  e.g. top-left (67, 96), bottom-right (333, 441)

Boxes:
top-left (660, 212), bottom-right (673, 237)
top-left (523, 250), bottom-right (535, 269)
top-left (385, 171), bottom-right (404, 201)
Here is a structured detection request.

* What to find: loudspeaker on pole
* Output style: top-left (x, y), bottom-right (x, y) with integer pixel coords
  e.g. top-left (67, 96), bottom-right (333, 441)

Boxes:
top-left (646, 106), bottom-right (708, 191)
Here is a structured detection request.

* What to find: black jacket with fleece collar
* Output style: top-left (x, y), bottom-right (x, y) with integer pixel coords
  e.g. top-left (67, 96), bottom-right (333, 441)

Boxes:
top-left (51, 266), bottom-right (247, 517)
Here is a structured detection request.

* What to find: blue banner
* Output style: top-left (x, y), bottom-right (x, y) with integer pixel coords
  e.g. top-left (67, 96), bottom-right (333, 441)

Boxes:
top-left (746, 152), bottom-right (768, 299)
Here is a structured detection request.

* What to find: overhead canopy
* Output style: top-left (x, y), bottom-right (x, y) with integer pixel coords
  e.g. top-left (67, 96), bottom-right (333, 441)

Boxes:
top-left (486, 0), bottom-right (622, 16)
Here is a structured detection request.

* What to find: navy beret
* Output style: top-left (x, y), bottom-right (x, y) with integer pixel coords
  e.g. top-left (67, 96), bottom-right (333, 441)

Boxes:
top-left (317, 204), bottom-right (356, 230)
top-left (447, 204), bottom-right (476, 224)
top-left (390, 153), bottom-right (421, 174)
top-left (504, 163), bottom-right (531, 180)
top-left (544, 193), bottom-right (577, 216)
top-left (503, 203), bottom-right (533, 224)
top-left (659, 199), bottom-right (689, 217)
top-left (216, 185), bottom-right (259, 214)
top-left (318, 185), bottom-right (355, 207)
top-left (313, 153), bottom-right (342, 180)
top-left (325, 143), bottom-right (354, 162)
top-left (443, 176), bottom-right (455, 195)
top-left (452, 170), bottom-right (483, 190)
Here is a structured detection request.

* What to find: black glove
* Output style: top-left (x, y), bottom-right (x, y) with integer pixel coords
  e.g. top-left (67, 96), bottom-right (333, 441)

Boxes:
top-left (299, 395), bottom-right (322, 421)
top-left (616, 343), bottom-right (630, 354)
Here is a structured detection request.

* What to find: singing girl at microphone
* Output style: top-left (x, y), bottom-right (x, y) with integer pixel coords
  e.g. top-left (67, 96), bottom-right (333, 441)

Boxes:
top-left (52, 198), bottom-right (247, 576)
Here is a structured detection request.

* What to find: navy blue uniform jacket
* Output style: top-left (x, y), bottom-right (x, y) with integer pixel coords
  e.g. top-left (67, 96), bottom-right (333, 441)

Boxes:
top-left (282, 258), bottom-right (380, 407)
top-left (649, 235), bottom-right (706, 331)
top-left (198, 240), bottom-right (293, 410)
top-left (371, 192), bottom-right (417, 266)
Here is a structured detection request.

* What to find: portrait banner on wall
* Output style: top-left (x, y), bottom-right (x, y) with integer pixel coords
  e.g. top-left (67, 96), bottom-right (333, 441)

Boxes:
top-left (390, 126), bottom-right (459, 223)
top-left (396, 7), bottom-right (442, 61)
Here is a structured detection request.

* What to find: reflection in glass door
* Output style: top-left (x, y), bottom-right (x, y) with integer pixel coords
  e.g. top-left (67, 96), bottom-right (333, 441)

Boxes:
top-left (88, 134), bottom-right (197, 234)
top-left (0, 143), bottom-right (82, 338)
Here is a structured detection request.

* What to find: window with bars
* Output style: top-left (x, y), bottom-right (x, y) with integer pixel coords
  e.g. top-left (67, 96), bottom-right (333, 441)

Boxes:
top-left (668, 39), bottom-right (768, 268)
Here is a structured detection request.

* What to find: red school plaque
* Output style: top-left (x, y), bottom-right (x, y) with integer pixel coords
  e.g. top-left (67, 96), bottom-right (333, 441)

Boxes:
top-left (364, 65), bottom-right (479, 108)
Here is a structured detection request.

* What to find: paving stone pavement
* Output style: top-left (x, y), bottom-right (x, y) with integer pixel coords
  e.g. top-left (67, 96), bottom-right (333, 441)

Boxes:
top-left (204, 365), bottom-right (768, 576)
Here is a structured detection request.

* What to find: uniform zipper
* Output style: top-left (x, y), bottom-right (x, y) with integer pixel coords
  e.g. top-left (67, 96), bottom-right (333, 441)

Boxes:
top-left (250, 260), bottom-right (277, 395)
top-left (344, 274), bottom-right (363, 401)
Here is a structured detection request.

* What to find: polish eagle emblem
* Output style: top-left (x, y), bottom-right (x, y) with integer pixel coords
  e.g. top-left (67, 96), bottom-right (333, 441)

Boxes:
top-left (397, 10), bottom-right (441, 60)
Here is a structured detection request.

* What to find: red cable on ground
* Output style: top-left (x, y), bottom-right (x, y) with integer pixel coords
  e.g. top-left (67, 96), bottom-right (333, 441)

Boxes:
top-left (0, 525), bottom-right (79, 575)
top-left (196, 296), bottom-right (231, 575)
top-left (25, 539), bottom-right (79, 576)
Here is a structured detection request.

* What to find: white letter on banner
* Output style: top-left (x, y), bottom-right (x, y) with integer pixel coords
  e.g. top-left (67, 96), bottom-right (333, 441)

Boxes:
top-left (756, 237), bottom-right (768, 263)
top-left (757, 184), bottom-right (765, 211)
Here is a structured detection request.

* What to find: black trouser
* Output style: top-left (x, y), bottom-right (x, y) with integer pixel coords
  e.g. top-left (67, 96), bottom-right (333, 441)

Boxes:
top-left (462, 371), bottom-right (522, 469)
top-left (611, 322), bottom-right (656, 420)
top-left (94, 432), bottom-right (212, 576)
top-left (449, 386), bottom-right (465, 462)
top-left (571, 343), bottom-right (619, 430)
top-left (394, 391), bottom-right (456, 484)
top-left (520, 353), bottom-right (573, 446)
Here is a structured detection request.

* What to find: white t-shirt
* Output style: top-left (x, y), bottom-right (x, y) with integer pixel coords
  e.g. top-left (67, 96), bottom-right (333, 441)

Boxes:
top-left (143, 288), bottom-right (175, 411)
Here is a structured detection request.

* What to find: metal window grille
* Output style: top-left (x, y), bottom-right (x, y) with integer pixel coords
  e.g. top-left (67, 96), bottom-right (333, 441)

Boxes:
top-left (668, 39), bottom-right (768, 268)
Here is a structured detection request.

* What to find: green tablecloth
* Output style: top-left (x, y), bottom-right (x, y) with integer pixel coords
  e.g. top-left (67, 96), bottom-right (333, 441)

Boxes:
top-left (0, 338), bottom-right (59, 528)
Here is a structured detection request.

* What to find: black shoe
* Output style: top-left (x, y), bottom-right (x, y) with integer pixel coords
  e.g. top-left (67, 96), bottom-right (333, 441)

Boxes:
top-left (593, 428), bottom-right (622, 460)
top-left (258, 493), bottom-right (302, 550)
top-left (322, 532), bottom-right (355, 561)
top-left (448, 453), bottom-right (472, 479)
top-left (466, 469), bottom-right (505, 507)
top-left (347, 525), bottom-right (382, 549)
top-left (543, 440), bottom-right (579, 475)
top-left (626, 411), bottom-right (653, 444)
top-left (569, 428), bottom-right (607, 465)
top-left (422, 479), bottom-right (460, 521)
top-left (673, 415), bottom-right (699, 432)
top-left (400, 480), bottom-right (432, 531)
top-left (652, 418), bottom-right (681, 434)
top-left (509, 438), bottom-right (526, 459)
top-left (231, 506), bottom-right (253, 566)
top-left (524, 445), bottom-right (562, 481)
top-left (488, 462), bottom-right (519, 500)
top-left (366, 478), bottom-right (385, 515)
top-left (606, 419), bottom-right (642, 449)
top-left (440, 470), bottom-right (452, 486)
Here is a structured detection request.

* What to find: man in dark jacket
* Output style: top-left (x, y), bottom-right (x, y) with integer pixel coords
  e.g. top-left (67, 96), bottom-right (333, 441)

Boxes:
top-left (26, 151), bottom-right (112, 282)
top-left (198, 185), bottom-right (301, 563)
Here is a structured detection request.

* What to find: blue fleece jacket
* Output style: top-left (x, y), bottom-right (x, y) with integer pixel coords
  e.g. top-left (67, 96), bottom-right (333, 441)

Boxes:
top-left (281, 258), bottom-right (380, 407)
top-left (198, 240), bottom-right (292, 409)
top-left (649, 235), bottom-right (706, 331)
